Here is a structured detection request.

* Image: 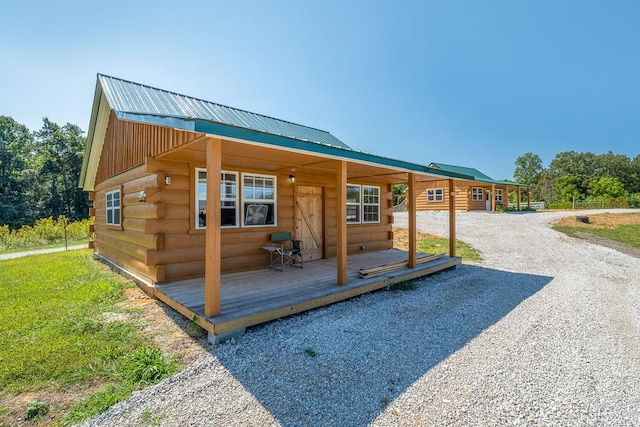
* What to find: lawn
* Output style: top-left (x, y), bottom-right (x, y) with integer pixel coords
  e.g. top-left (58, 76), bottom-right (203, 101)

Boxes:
top-left (553, 212), bottom-right (640, 249)
top-left (393, 227), bottom-right (482, 262)
top-left (0, 250), bottom-right (178, 426)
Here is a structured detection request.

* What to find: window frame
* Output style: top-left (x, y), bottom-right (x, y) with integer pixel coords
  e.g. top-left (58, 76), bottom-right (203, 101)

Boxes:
top-left (346, 184), bottom-right (361, 223)
top-left (346, 184), bottom-right (380, 224)
top-left (495, 189), bottom-right (503, 203)
top-left (105, 189), bottom-right (121, 227)
top-left (195, 168), bottom-right (239, 230)
top-left (471, 187), bottom-right (484, 201)
top-left (362, 185), bottom-right (380, 223)
top-left (241, 172), bottom-right (277, 228)
top-left (427, 188), bottom-right (444, 202)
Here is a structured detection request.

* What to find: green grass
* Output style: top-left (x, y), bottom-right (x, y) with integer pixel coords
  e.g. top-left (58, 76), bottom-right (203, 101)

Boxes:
top-left (418, 237), bottom-right (483, 262)
top-left (0, 239), bottom-right (88, 255)
top-left (0, 250), bottom-right (177, 425)
top-left (554, 224), bottom-right (640, 248)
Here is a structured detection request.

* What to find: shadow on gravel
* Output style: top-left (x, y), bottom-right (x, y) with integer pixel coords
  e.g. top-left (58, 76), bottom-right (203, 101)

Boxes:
top-left (213, 264), bottom-right (553, 426)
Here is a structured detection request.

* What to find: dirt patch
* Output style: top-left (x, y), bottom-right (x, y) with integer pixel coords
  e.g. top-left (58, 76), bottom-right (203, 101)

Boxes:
top-left (2, 283), bottom-right (209, 427)
top-left (553, 212), bottom-right (640, 229)
top-left (393, 227), bottom-right (440, 251)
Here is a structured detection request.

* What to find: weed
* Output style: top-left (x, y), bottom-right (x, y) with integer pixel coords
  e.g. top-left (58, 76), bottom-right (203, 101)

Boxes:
top-left (188, 315), bottom-right (206, 336)
top-left (304, 347), bottom-right (318, 357)
top-left (126, 346), bottom-right (177, 384)
top-left (388, 281), bottom-right (417, 291)
top-left (25, 399), bottom-right (49, 420)
top-left (140, 407), bottom-right (164, 426)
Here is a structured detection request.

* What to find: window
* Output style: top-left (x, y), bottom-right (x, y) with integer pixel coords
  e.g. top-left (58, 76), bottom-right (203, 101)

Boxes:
top-left (427, 188), bottom-right (444, 202)
top-left (346, 184), bottom-right (361, 223)
top-left (242, 173), bottom-right (276, 227)
top-left (495, 189), bottom-right (503, 203)
top-left (346, 184), bottom-right (380, 223)
top-left (195, 169), bottom-right (238, 229)
top-left (472, 187), bottom-right (484, 201)
top-left (362, 185), bottom-right (380, 223)
top-left (106, 189), bottom-right (121, 226)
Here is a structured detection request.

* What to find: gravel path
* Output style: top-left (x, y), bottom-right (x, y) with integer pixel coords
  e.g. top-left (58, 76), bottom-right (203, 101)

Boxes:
top-left (81, 209), bottom-right (640, 426)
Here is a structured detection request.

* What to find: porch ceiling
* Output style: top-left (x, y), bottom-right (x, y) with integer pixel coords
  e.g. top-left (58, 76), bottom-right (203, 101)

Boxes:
top-left (157, 136), bottom-right (448, 184)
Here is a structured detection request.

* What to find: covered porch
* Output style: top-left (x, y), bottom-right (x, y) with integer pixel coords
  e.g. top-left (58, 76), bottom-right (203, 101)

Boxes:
top-left (154, 248), bottom-right (461, 342)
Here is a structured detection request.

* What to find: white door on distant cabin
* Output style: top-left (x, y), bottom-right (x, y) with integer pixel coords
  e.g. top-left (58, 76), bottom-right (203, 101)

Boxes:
top-left (486, 190), bottom-right (492, 211)
top-left (295, 186), bottom-right (323, 261)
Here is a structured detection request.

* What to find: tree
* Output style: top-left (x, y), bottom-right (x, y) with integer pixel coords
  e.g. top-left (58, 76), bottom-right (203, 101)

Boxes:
top-left (513, 152), bottom-right (543, 184)
top-left (587, 177), bottom-right (627, 200)
top-left (32, 118), bottom-right (88, 221)
top-left (0, 116), bottom-right (33, 228)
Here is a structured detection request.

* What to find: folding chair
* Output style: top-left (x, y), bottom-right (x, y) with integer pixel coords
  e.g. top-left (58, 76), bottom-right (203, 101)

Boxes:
top-left (263, 232), bottom-right (303, 271)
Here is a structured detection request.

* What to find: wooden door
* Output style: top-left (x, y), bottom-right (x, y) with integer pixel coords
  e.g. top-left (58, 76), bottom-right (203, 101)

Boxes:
top-left (295, 186), bottom-right (323, 261)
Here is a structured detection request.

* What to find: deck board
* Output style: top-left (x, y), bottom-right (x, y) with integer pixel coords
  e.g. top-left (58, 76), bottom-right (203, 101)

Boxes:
top-left (154, 248), bottom-right (461, 336)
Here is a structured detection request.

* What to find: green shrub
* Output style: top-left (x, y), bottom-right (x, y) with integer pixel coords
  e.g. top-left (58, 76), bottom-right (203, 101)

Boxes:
top-left (603, 197), bottom-right (629, 209)
top-left (628, 193), bottom-right (640, 208)
top-left (0, 216), bottom-right (93, 251)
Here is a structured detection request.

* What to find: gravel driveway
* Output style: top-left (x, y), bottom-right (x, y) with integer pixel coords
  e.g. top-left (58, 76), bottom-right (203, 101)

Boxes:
top-left (81, 209), bottom-right (640, 426)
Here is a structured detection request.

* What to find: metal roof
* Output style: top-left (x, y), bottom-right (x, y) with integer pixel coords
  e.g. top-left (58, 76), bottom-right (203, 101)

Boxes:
top-left (430, 162), bottom-right (532, 187)
top-left (98, 74), bottom-right (351, 149)
top-left (79, 74), bottom-right (479, 190)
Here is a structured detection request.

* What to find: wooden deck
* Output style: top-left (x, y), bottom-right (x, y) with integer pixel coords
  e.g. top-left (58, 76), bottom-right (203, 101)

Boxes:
top-left (153, 248), bottom-right (461, 339)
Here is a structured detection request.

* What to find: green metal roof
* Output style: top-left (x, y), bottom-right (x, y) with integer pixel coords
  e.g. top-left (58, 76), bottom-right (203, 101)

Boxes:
top-left (430, 162), bottom-right (532, 187)
top-left (80, 74), bottom-right (478, 190)
top-left (98, 74), bottom-right (351, 149)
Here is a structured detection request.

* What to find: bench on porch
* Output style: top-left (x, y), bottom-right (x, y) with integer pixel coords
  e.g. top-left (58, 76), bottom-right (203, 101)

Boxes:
top-left (263, 232), bottom-right (303, 271)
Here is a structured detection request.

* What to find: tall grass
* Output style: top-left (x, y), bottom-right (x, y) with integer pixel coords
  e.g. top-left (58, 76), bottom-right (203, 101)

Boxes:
top-left (0, 216), bottom-right (92, 251)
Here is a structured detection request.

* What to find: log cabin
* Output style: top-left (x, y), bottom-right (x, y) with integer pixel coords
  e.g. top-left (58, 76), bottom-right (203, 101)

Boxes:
top-left (411, 163), bottom-right (532, 212)
top-left (79, 74), bottom-right (471, 343)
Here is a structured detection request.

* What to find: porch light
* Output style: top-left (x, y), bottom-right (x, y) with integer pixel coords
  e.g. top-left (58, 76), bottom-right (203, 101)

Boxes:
top-left (289, 175), bottom-right (295, 183)
top-left (138, 191), bottom-right (147, 203)
top-left (165, 176), bottom-right (172, 185)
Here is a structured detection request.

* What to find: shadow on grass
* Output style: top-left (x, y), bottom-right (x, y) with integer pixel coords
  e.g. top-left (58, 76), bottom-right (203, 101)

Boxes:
top-left (213, 264), bottom-right (553, 426)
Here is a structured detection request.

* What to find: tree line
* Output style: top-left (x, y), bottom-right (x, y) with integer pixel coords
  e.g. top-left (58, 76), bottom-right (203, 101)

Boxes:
top-left (514, 151), bottom-right (640, 207)
top-left (0, 116), bottom-right (88, 229)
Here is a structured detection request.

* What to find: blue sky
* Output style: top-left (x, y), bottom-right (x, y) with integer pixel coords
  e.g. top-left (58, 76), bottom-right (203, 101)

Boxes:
top-left (1, 0), bottom-right (638, 180)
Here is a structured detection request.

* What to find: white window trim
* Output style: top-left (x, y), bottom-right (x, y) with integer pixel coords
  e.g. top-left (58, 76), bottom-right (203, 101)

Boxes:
top-left (346, 184), bottom-right (361, 223)
top-left (362, 185), bottom-right (380, 223)
top-left (195, 168), bottom-right (239, 230)
top-left (495, 189), bottom-right (503, 203)
top-left (106, 189), bottom-right (121, 226)
top-left (346, 184), bottom-right (380, 224)
top-left (241, 172), bottom-right (277, 228)
top-left (472, 187), bottom-right (484, 201)
top-left (427, 188), bottom-right (444, 202)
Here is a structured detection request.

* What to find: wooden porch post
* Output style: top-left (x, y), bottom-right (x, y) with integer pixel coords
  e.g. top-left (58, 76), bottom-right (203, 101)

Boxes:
top-left (336, 160), bottom-right (348, 285)
top-left (491, 184), bottom-right (496, 212)
top-left (527, 187), bottom-right (531, 209)
top-left (204, 138), bottom-right (222, 317)
top-left (448, 179), bottom-right (456, 257)
top-left (408, 173), bottom-right (417, 268)
top-left (516, 187), bottom-right (521, 211)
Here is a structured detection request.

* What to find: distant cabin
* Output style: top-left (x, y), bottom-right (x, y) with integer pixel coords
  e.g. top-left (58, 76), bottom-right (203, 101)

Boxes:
top-left (411, 163), bottom-right (532, 212)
